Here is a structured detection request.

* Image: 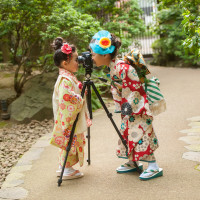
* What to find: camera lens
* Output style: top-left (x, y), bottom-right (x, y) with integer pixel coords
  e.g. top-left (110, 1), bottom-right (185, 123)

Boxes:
top-left (78, 56), bottom-right (85, 64)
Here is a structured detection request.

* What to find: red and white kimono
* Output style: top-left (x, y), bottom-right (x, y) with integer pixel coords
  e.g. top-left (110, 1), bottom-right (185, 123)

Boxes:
top-left (109, 60), bottom-right (158, 162)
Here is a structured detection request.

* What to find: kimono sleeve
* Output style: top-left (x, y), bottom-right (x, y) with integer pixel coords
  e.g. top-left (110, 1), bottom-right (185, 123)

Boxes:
top-left (58, 78), bottom-right (84, 131)
top-left (115, 62), bottom-right (140, 82)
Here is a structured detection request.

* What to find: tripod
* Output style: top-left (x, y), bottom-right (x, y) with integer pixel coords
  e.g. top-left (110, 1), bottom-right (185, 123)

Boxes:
top-left (57, 70), bottom-right (142, 187)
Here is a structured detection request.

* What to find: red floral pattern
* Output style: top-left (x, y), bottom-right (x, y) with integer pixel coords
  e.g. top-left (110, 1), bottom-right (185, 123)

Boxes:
top-left (63, 94), bottom-right (71, 101)
top-left (55, 136), bottom-right (65, 147)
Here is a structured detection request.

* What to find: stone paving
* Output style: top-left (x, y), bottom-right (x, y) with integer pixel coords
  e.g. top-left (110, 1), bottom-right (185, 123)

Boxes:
top-left (179, 116), bottom-right (200, 171)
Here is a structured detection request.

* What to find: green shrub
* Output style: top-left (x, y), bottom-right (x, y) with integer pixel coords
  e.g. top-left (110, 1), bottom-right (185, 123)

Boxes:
top-left (152, 2), bottom-right (199, 66)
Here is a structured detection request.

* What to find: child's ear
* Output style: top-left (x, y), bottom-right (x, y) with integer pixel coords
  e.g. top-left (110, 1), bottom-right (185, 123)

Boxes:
top-left (60, 60), bottom-right (67, 68)
top-left (63, 60), bottom-right (68, 66)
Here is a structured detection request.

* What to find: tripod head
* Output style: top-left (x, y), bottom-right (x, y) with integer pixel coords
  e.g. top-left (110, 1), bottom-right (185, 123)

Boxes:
top-left (78, 51), bottom-right (93, 79)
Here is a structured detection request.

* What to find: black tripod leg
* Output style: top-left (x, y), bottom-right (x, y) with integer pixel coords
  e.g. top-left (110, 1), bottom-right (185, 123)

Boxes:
top-left (90, 82), bottom-right (127, 150)
top-left (86, 127), bottom-right (91, 165)
top-left (57, 84), bottom-right (87, 187)
top-left (85, 82), bottom-right (92, 165)
top-left (90, 82), bottom-right (142, 174)
top-left (86, 81), bottom-right (92, 119)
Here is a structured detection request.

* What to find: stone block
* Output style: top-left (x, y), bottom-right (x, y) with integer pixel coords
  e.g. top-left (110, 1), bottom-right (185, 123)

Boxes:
top-left (179, 128), bottom-right (200, 134)
top-left (179, 136), bottom-right (200, 144)
top-left (0, 187), bottom-right (28, 199)
top-left (182, 152), bottom-right (200, 162)
top-left (187, 116), bottom-right (200, 122)
top-left (9, 165), bottom-right (32, 173)
top-left (184, 144), bottom-right (200, 152)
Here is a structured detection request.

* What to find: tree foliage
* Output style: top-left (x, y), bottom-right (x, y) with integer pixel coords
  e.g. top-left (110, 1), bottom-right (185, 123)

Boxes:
top-left (69, 0), bottom-right (145, 53)
top-left (152, 0), bottom-right (199, 66)
top-left (0, 0), bottom-right (101, 96)
top-left (0, 0), bottom-right (146, 106)
top-left (152, 5), bottom-right (188, 65)
top-left (40, 0), bottom-right (100, 52)
top-left (0, 0), bottom-right (56, 95)
top-left (180, 0), bottom-right (200, 57)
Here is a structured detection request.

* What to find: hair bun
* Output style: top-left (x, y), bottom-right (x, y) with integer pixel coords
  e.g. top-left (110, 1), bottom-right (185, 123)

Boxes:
top-left (111, 33), bottom-right (121, 48)
top-left (52, 37), bottom-right (64, 50)
top-left (115, 40), bottom-right (121, 48)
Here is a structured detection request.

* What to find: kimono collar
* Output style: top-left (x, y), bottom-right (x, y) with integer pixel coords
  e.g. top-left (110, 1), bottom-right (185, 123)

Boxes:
top-left (109, 59), bottom-right (124, 69)
top-left (59, 68), bottom-right (78, 84)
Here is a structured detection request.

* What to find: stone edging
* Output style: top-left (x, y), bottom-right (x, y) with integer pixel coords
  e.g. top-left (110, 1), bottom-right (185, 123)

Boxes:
top-left (179, 116), bottom-right (200, 171)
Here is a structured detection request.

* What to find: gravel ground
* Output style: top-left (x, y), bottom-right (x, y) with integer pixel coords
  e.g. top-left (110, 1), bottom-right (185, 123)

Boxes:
top-left (0, 119), bottom-right (53, 188)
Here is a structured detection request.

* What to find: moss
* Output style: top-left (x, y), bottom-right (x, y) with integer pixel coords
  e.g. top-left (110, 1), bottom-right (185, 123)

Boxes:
top-left (0, 121), bottom-right (9, 128)
top-left (0, 73), bottom-right (14, 78)
top-left (3, 74), bottom-right (14, 78)
top-left (195, 164), bottom-right (200, 171)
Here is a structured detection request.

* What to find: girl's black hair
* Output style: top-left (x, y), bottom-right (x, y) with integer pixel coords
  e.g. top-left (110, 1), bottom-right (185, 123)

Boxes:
top-left (52, 37), bottom-right (76, 67)
top-left (109, 33), bottom-right (121, 59)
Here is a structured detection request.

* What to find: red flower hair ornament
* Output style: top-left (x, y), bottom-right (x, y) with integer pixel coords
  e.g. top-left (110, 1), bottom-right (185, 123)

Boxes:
top-left (61, 43), bottom-right (72, 55)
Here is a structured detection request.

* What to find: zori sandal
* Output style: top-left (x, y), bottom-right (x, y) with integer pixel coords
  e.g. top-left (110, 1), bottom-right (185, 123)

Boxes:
top-left (116, 162), bottom-right (143, 173)
top-left (62, 170), bottom-right (84, 180)
top-left (56, 169), bottom-right (62, 177)
top-left (56, 167), bottom-right (84, 180)
top-left (139, 168), bottom-right (163, 181)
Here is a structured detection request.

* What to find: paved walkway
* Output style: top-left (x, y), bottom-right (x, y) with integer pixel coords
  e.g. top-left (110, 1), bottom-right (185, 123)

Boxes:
top-left (1, 66), bottom-right (200, 200)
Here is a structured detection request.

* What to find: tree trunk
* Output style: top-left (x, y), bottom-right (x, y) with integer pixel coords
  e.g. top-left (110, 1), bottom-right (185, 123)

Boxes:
top-left (29, 40), bottom-right (41, 62)
top-left (42, 39), bottom-right (52, 55)
top-left (0, 35), bottom-right (10, 62)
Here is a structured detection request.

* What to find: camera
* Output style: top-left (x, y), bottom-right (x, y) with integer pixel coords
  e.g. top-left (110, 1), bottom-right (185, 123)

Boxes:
top-left (78, 51), bottom-right (93, 78)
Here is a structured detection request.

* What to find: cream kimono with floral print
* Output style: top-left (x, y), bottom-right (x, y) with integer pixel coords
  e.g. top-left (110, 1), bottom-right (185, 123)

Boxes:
top-left (109, 60), bottom-right (159, 162)
top-left (50, 68), bottom-right (90, 167)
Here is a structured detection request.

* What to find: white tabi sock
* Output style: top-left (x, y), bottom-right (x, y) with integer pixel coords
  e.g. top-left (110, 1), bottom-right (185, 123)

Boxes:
top-left (58, 166), bottom-right (76, 174)
top-left (63, 167), bottom-right (76, 175)
top-left (139, 161), bottom-right (159, 178)
top-left (147, 162), bottom-right (159, 171)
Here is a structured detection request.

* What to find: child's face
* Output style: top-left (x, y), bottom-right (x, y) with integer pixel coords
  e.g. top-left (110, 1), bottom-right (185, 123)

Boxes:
top-left (91, 51), bottom-right (111, 67)
top-left (61, 52), bottom-right (78, 73)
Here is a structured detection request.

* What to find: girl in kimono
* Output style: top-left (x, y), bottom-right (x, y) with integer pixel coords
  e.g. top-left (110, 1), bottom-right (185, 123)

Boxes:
top-left (50, 37), bottom-right (91, 180)
top-left (89, 30), bottom-right (163, 181)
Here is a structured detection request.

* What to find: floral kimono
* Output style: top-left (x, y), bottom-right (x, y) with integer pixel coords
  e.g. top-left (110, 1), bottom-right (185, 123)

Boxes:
top-left (50, 68), bottom-right (91, 167)
top-left (108, 60), bottom-right (158, 162)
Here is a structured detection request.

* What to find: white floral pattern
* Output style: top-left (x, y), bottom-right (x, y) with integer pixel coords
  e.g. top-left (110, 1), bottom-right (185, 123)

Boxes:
top-left (127, 67), bottom-right (139, 81)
